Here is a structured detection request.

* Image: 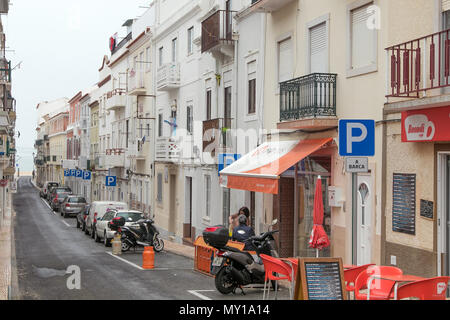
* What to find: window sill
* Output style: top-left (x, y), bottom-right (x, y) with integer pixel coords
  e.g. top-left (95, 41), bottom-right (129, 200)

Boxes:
top-left (346, 64), bottom-right (378, 78)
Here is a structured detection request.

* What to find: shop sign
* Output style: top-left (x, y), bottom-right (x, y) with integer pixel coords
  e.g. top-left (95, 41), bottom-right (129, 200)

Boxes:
top-left (345, 157), bottom-right (369, 173)
top-left (402, 106), bottom-right (450, 142)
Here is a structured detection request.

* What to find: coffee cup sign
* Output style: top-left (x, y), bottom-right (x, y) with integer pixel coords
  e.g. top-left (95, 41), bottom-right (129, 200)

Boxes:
top-left (401, 107), bottom-right (450, 142)
top-left (404, 114), bottom-right (435, 141)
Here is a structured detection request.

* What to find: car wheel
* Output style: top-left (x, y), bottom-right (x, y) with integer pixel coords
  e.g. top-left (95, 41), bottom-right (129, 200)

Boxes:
top-left (91, 227), bottom-right (95, 239)
top-left (76, 220), bottom-right (80, 229)
top-left (94, 230), bottom-right (100, 243)
top-left (81, 222), bottom-right (86, 232)
top-left (104, 232), bottom-right (111, 247)
top-left (84, 225), bottom-right (89, 235)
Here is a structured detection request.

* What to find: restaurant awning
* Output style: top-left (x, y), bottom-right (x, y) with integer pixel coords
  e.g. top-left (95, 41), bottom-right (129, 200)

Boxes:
top-left (219, 138), bottom-right (333, 194)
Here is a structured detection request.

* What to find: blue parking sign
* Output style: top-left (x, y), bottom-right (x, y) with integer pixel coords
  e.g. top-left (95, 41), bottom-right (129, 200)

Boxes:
top-left (339, 120), bottom-right (375, 157)
top-left (83, 171), bottom-right (92, 181)
top-left (64, 170), bottom-right (70, 177)
top-left (106, 176), bottom-right (117, 187)
top-left (76, 170), bottom-right (83, 178)
top-left (218, 154), bottom-right (241, 176)
top-left (70, 169), bottom-right (76, 177)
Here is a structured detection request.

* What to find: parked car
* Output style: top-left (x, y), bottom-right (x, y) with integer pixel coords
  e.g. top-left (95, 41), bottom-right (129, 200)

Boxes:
top-left (85, 201), bottom-right (128, 238)
top-left (40, 181), bottom-right (59, 199)
top-left (49, 187), bottom-right (72, 211)
top-left (76, 204), bottom-right (90, 231)
top-left (60, 195), bottom-right (87, 218)
top-left (95, 210), bottom-right (144, 246)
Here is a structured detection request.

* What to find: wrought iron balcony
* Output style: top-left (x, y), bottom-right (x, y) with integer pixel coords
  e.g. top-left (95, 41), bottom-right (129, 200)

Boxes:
top-left (279, 73), bottom-right (337, 122)
top-left (386, 28), bottom-right (450, 98)
top-left (201, 10), bottom-right (236, 53)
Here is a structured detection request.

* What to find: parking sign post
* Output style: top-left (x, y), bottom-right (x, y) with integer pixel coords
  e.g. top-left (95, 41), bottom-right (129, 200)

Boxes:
top-left (339, 119), bottom-right (375, 265)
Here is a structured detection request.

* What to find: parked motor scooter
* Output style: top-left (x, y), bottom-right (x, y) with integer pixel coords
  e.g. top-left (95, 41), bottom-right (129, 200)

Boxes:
top-left (203, 219), bottom-right (279, 295)
top-left (109, 217), bottom-right (165, 253)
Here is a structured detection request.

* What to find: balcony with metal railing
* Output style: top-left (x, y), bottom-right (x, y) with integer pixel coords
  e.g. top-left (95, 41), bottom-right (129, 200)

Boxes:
top-left (155, 137), bottom-right (180, 163)
top-left (386, 28), bottom-right (450, 99)
top-left (278, 73), bottom-right (338, 130)
top-left (104, 148), bottom-right (126, 168)
top-left (128, 69), bottom-right (146, 96)
top-left (201, 10), bottom-right (236, 56)
top-left (106, 88), bottom-right (127, 111)
top-left (157, 62), bottom-right (180, 92)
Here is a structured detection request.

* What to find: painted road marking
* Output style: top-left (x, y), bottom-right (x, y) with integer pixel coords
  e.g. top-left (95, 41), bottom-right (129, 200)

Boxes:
top-left (187, 290), bottom-right (214, 300)
top-left (106, 252), bottom-right (145, 270)
top-left (41, 199), bottom-right (54, 213)
top-left (60, 220), bottom-right (71, 227)
top-left (105, 252), bottom-right (173, 271)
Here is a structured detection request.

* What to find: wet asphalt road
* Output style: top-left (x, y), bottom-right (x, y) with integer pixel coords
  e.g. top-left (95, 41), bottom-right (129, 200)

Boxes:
top-left (10, 177), bottom-right (288, 300)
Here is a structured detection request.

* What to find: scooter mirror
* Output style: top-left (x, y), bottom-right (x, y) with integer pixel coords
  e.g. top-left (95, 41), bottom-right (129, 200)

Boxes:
top-left (271, 219), bottom-right (278, 226)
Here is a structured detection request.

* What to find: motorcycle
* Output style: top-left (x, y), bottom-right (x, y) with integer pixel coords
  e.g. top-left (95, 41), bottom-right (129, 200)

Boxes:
top-left (203, 220), bottom-right (279, 295)
top-left (109, 217), bottom-right (165, 253)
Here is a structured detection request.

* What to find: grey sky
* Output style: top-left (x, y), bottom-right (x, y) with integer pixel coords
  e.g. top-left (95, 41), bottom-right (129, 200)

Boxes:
top-left (5, 0), bottom-right (151, 171)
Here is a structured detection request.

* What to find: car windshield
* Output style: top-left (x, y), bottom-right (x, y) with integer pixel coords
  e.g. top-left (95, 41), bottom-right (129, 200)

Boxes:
top-left (117, 212), bottom-right (143, 222)
top-left (68, 197), bottom-right (86, 203)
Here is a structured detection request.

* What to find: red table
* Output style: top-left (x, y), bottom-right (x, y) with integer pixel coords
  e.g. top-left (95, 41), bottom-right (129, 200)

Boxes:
top-left (367, 274), bottom-right (426, 300)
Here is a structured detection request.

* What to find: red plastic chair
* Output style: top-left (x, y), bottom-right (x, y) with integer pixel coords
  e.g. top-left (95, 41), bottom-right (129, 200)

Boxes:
top-left (396, 277), bottom-right (450, 300)
top-left (354, 266), bottom-right (403, 300)
top-left (260, 254), bottom-right (293, 300)
top-left (344, 264), bottom-right (375, 299)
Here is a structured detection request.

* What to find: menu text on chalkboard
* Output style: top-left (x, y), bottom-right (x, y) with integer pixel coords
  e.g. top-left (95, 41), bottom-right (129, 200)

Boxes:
top-left (294, 258), bottom-right (347, 300)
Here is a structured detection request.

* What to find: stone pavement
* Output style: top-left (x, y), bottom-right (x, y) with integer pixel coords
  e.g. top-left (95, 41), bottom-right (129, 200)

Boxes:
top-left (0, 195), bottom-right (13, 300)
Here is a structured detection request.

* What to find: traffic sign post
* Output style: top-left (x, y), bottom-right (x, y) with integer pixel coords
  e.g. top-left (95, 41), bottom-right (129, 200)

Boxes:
top-left (339, 119), bottom-right (375, 265)
top-left (339, 120), bottom-right (375, 157)
top-left (345, 157), bottom-right (369, 173)
top-left (106, 176), bottom-right (117, 187)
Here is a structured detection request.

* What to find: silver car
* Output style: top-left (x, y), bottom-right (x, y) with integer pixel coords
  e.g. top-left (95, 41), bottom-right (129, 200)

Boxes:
top-left (60, 195), bottom-right (87, 218)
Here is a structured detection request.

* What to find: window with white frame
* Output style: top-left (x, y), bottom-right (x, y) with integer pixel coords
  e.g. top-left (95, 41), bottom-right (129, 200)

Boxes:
top-left (205, 175), bottom-right (211, 217)
top-left (158, 113), bottom-right (163, 137)
top-left (146, 47), bottom-right (151, 71)
top-left (247, 60), bottom-right (256, 114)
top-left (348, 1), bottom-right (377, 76)
top-left (172, 38), bottom-right (177, 63)
top-left (278, 37), bottom-right (293, 83)
top-left (159, 47), bottom-right (163, 66)
top-left (186, 104), bottom-right (193, 135)
top-left (187, 27), bottom-right (194, 55)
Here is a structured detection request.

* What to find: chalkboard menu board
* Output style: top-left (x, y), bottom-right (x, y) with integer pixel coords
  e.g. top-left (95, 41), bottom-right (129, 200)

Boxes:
top-left (420, 200), bottom-right (433, 219)
top-left (294, 258), bottom-right (347, 300)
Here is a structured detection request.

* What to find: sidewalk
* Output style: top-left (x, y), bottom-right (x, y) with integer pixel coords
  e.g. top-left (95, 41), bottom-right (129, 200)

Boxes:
top-left (0, 197), bottom-right (13, 300)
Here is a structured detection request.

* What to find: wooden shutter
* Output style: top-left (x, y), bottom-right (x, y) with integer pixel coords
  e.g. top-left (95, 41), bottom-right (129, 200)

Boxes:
top-left (310, 22), bottom-right (327, 73)
top-left (278, 37), bottom-right (293, 83)
top-left (392, 173), bottom-right (416, 235)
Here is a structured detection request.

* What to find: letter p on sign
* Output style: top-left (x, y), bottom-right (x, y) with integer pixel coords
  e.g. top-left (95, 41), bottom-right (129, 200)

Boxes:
top-left (339, 120), bottom-right (375, 157)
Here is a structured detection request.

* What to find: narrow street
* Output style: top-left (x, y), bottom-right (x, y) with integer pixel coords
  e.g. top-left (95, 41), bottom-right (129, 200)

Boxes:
top-left (11, 177), bottom-right (288, 300)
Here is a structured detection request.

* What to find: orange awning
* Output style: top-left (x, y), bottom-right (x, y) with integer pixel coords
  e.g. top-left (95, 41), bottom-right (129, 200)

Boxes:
top-left (220, 138), bottom-right (333, 194)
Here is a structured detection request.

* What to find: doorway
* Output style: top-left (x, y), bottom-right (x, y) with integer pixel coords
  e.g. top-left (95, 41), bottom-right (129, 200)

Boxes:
top-left (356, 174), bottom-right (373, 266)
top-left (438, 152), bottom-right (450, 279)
top-left (184, 177), bottom-right (193, 241)
top-left (169, 174), bottom-right (177, 235)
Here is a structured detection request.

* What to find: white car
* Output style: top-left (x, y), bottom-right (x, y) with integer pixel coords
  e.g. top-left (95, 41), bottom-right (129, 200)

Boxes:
top-left (85, 201), bottom-right (128, 238)
top-left (95, 210), bottom-right (144, 246)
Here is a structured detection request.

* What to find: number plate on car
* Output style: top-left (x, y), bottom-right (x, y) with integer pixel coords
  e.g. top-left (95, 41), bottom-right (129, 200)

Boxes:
top-left (212, 257), bottom-right (224, 267)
